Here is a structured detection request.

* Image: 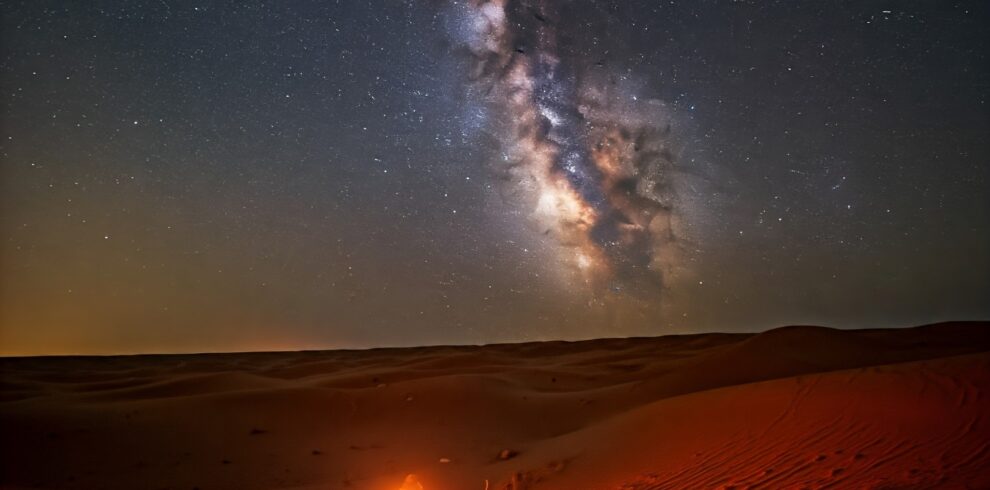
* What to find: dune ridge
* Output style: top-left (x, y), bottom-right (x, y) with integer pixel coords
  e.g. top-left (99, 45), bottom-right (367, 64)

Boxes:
top-left (2, 321), bottom-right (989, 489)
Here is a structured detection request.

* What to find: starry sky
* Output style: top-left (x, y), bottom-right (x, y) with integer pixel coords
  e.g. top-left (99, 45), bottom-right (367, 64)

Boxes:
top-left (1, 0), bottom-right (988, 355)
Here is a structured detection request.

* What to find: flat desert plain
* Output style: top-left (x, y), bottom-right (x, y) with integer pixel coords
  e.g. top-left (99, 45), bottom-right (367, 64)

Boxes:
top-left (2, 322), bottom-right (989, 489)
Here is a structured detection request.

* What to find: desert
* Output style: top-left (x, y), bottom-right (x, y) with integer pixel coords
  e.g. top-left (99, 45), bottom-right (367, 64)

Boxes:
top-left (2, 321), bottom-right (989, 489)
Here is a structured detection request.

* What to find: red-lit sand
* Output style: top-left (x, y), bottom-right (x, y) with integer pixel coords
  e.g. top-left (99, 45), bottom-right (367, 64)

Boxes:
top-left (2, 322), bottom-right (989, 489)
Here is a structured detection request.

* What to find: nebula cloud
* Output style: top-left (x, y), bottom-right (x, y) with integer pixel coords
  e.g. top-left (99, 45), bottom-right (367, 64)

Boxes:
top-left (448, 0), bottom-right (690, 295)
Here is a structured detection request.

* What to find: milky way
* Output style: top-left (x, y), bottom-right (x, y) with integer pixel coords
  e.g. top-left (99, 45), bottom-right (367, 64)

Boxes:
top-left (2, 0), bottom-right (987, 354)
top-left (449, 0), bottom-right (693, 295)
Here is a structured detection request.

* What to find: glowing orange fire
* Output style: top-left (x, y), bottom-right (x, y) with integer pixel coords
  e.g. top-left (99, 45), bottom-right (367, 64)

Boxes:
top-left (398, 474), bottom-right (424, 490)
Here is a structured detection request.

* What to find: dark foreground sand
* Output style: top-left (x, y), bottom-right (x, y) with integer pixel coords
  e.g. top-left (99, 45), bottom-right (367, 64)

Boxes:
top-left (2, 322), bottom-right (989, 489)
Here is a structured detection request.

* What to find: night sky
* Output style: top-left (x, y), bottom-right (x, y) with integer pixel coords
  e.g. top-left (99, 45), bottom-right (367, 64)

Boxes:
top-left (1, 0), bottom-right (987, 355)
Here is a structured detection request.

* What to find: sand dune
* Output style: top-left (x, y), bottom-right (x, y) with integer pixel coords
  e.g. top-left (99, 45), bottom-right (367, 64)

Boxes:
top-left (1, 321), bottom-right (989, 489)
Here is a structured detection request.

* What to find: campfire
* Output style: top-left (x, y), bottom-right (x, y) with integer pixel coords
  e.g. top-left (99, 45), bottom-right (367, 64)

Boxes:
top-left (398, 474), bottom-right (424, 490)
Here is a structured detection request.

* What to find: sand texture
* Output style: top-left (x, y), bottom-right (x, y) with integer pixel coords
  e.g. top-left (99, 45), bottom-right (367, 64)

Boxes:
top-left (2, 321), bottom-right (989, 489)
